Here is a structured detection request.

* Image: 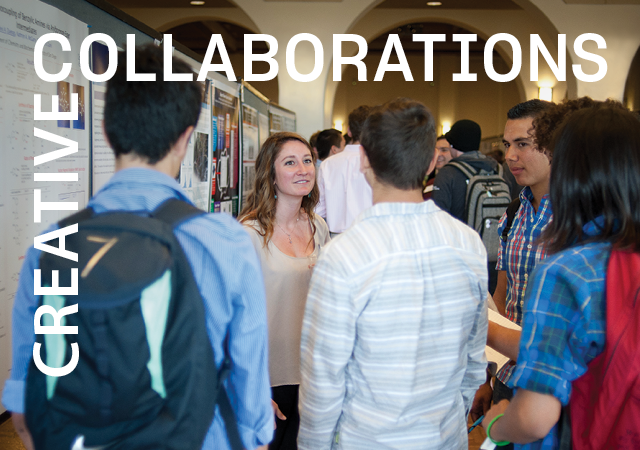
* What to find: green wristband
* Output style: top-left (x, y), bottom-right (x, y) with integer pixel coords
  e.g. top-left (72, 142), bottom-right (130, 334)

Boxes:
top-left (486, 414), bottom-right (511, 446)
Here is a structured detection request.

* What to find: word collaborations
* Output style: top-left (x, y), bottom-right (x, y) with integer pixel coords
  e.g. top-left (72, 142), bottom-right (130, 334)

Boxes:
top-left (35, 32), bottom-right (608, 84)
top-left (32, 78), bottom-right (80, 377)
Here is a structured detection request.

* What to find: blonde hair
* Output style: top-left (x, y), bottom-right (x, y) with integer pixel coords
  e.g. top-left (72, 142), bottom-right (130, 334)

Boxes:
top-left (239, 132), bottom-right (319, 247)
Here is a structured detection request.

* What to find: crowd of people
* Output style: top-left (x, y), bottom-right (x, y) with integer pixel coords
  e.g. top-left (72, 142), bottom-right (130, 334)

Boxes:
top-left (3, 44), bottom-right (640, 450)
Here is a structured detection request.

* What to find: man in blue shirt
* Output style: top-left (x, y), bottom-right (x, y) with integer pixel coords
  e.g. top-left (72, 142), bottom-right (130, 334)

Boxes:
top-left (3, 44), bottom-right (273, 450)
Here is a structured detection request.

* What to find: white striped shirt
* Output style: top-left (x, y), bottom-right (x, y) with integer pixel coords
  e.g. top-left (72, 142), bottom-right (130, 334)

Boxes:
top-left (299, 201), bottom-right (488, 450)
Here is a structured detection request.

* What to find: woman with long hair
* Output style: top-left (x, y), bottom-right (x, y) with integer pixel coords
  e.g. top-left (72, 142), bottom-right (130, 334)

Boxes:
top-left (239, 132), bottom-right (330, 450)
top-left (481, 101), bottom-right (640, 448)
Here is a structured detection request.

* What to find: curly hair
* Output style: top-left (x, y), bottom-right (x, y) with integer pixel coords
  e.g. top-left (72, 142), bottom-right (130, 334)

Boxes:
top-left (533, 97), bottom-right (626, 157)
top-left (541, 101), bottom-right (640, 254)
top-left (239, 132), bottom-right (319, 247)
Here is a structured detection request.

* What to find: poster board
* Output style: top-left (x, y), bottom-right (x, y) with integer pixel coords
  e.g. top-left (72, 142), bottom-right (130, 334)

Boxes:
top-left (0, 0), bottom-right (90, 412)
top-left (210, 73), bottom-right (241, 216)
top-left (240, 81), bottom-right (269, 211)
top-left (268, 103), bottom-right (296, 135)
top-left (174, 50), bottom-right (213, 212)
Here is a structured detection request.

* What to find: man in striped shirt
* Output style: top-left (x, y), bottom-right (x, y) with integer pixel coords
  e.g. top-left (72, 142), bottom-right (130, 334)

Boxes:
top-left (299, 98), bottom-right (488, 449)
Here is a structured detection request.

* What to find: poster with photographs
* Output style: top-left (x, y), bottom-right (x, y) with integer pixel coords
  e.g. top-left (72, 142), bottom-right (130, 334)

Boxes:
top-left (180, 79), bottom-right (212, 211)
top-left (211, 84), bottom-right (240, 215)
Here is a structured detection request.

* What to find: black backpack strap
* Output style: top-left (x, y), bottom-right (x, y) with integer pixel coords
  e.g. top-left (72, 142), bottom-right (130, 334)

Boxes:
top-left (151, 198), bottom-right (205, 228)
top-left (217, 335), bottom-right (245, 450)
top-left (217, 361), bottom-right (245, 450)
top-left (58, 207), bottom-right (95, 228)
top-left (447, 160), bottom-right (477, 180)
top-left (154, 199), bottom-right (245, 450)
top-left (500, 198), bottom-right (521, 242)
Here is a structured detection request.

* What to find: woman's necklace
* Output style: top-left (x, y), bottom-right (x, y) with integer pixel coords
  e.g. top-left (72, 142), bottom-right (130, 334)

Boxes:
top-left (276, 216), bottom-right (300, 244)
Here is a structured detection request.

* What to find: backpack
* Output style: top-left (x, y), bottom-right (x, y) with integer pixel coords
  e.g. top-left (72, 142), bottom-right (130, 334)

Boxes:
top-left (448, 160), bottom-right (512, 261)
top-left (569, 249), bottom-right (640, 450)
top-left (26, 198), bottom-right (243, 450)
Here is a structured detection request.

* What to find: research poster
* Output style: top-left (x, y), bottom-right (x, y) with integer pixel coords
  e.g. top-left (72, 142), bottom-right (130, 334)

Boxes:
top-left (90, 41), bottom-right (115, 195)
top-left (269, 104), bottom-right (296, 135)
top-left (241, 103), bottom-right (258, 206)
top-left (180, 79), bottom-right (212, 211)
top-left (0, 0), bottom-right (89, 411)
top-left (211, 83), bottom-right (240, 215)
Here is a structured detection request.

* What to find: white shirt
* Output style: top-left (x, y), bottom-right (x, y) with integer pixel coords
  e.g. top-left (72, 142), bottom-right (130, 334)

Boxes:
top-left (315, 144), bottom-right (373, 233)
top-left (299, 201), bottom-right (488, 450)
top-left (243, 216), bottom-right (330, 386)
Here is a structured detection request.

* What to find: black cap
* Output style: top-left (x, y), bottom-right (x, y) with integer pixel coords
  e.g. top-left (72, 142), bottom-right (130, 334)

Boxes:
top-left (445, 119), bottom-right (481, 152)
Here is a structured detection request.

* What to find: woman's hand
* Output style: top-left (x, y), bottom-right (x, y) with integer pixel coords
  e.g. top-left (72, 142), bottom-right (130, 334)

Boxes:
top-left (271, 399), bottom-right (287, 429)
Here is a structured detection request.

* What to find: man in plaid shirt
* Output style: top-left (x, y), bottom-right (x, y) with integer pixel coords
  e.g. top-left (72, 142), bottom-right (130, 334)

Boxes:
top-left (478, 100), bottom-right (554, 427)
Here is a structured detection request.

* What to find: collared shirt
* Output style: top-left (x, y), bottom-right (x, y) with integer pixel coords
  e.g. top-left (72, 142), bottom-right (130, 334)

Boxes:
top-left (510, 238), bottom-right (609, 450)
top-left (315, 144), bottom-right (372, 233)
top-left (495, 187), bottom-right (552, 385)
top-left (1, 168), bottom-right (273, 450)
top-left (299, 201), bottom-right (488, 450)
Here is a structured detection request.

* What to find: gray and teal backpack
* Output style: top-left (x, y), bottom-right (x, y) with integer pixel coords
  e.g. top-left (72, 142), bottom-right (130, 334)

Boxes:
top-left (447, 160), bottom-right (511, 261)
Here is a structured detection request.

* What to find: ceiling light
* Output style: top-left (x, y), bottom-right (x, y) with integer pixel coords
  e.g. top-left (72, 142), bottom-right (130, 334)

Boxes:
top-left (427, 2), bottom-right (442, 5)
top-left (190, 1), bottom-right (205, 5)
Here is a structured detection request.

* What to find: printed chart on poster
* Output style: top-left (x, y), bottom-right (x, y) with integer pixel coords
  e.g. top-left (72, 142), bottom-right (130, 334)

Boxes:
top-left (179, 76), bottom-right (212, 212)
top-left (269, 103), bottom-right (296, 135)
top-left (0, 0), bottom-right (90, 411)
top-left (211, 80), bottom-right (240, 215)
top-left (241, 104), bottom-right (258, 206)
top-left (239, 82), bottom-right (270, 210)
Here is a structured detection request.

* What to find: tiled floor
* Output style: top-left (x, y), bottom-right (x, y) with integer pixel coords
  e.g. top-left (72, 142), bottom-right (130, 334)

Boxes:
top-left (0, 415), bottom-right (486, 449)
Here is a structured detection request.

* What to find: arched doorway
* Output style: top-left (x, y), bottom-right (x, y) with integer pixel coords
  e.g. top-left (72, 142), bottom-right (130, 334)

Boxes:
top-left (623, 45), bottom-right (640, 113)
top-left (331, 22), bottom-right (523, 141)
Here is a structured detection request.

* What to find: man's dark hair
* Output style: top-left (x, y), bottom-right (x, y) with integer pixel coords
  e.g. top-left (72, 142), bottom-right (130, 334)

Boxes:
top-left (309, 130), bottom-right (321, 149)
top-left (360, 98), bottom-right (436, 190)
top-left (316, 128), bottom-right (343, 160)
top-left (104, 44), bottom-right (203, 164)
top-left (507, 99), bottom-right (553, 121)
top-left (542, 101), bottom-right (640, 254)
top-left (348, 105), bottom-right (372, 142)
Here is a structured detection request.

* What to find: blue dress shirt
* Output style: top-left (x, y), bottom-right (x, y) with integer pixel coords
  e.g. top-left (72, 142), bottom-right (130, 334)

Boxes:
top-left (2, 168), bottom-right (273, 450)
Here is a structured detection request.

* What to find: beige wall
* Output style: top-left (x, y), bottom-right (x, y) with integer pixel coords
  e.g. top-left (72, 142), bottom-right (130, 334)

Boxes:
top-left (333, 53), bottom-right (521, 139)
top-left (121, 0), bottom-right (640, 138)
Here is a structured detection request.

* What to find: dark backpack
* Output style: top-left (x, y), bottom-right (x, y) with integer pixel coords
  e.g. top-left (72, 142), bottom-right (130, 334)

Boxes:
top-left (568, 249), bottom-right (640, 450)
top-left (448, 160), bottom-right (512, 261)
top-left (26, 198), bottom-right (243, 450)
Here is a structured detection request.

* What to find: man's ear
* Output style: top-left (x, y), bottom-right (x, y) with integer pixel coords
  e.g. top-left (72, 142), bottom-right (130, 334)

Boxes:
top-left (426, 148), bottom-right (438, 176)
top-left (171, 126), bottom-right (194, 162)
top-left (330, 145), bottom-right (338, 155)
top-left (347, 128), bottom-right (352, 138)
top-left (359, 145), bottom-right (371, 173)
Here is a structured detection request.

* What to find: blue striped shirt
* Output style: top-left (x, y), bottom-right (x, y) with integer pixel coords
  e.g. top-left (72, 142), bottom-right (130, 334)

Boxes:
top-left (1, 168), bottom-right (273, 450)
top-left (299, 201), bottom-right (488, 450)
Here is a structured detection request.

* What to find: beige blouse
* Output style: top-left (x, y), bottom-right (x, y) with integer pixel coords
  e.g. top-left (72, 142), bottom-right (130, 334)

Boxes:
top-left (244, 216), bottom-right (330, 387)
